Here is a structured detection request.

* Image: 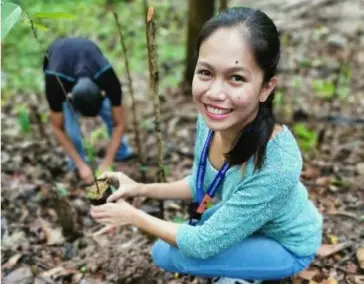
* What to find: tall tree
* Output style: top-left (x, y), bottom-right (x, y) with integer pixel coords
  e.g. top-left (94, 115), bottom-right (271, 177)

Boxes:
top-left (184, 0), bottom-right (214, 86)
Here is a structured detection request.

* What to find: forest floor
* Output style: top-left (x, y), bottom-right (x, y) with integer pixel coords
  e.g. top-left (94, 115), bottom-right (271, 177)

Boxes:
top-left (1, 0), bottom-right (364, 283)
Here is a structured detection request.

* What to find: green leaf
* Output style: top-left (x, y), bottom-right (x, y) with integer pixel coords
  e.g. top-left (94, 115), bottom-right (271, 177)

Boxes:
top-left (331, 177), bottom-right (347, 187)
top-left (32, 12), bottom-right (76, 20)
top-left (80, 265), bottom-right (87, 273)
top-left (172, 216), bottom-right (185, 224)
top-left (84, 141), bottom-right (95, 162)
top-left (293, 123), bottom-right (318, 153)
top-left (312, 79), bottom-right (335, 99)
top-left (55, 183), bottom-right (69, 197)
top-left (16, 105), bottom-right (30, 133)
top-left (274, 90), bottom-right (283, 107)
top-left (162, 165), bottom-right (170, 176)
top-left (139, 165), bottom-right (148, 173)
top-left (90, 127), bottom-right (108, 144)
top-left (110, 185), bottom-right (117, 193)
top-left (22, 18), bottom-right (49, 31)
top-left (299, 57), bottom-right (312, 68)
top-left (1, 1), bottom-right (22, 40)
top-left (33, 22), bottom-right (49, 31)
top-left (40, 112), bottom-right (48, 123)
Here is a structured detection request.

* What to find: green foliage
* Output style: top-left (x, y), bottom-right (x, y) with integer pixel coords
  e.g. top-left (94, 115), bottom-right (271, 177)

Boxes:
top-left (274, 90), bottom-right (283, 108)
top-left (312, 67), bottom-right (351, 101)
top-left (90, 127), bottom-right (108, 145)
top-left (1, 1), bottom-right (22, 40)
top-left (293, 123), bottom-right (317, 153)
top-left (313, 25), bottom-right (329, 41)
top-left (2, 0), bottom-right (186, 99)
top-left (336, 67), bottom-right (351, 100)
top-left (32, 12), bottom-right (75, 19)
top-left (55, 183), bottom-right (69, 197)
top-left (162, 165), bottom-right (170, 176)
top-left (84, 141), bottom-right (95, 163)
top-left (312, 79), bottom-right (335, 99)
top-left (172, 216), bottom-right (185, 224)
top-left (139, 165), bottom-right (148, 173)
top-left (140, 119), bottom-right (154, 132)
top-left (299, 57), bottom-right (312, 68)
top-left (15, 104), bottom-right (31, 133)
top-left (80, 265), bottom-right (87, 274)
top-left (331, 176), bottom-right (348, 188)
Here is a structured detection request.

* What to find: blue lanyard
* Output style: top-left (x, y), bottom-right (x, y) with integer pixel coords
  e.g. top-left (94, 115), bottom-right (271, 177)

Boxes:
top-left (196, 130), bottom-right (229, 204)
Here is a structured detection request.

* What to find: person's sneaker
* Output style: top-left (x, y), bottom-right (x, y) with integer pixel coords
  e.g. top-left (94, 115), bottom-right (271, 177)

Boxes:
top-left (212, 277), bottom-right (262, 284)
top-left (114, 136), bottom-right (134, 162)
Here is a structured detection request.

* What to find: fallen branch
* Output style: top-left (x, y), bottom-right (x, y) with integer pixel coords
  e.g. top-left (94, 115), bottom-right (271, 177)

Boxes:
top-left (328, 211), bottom-right (360, 222)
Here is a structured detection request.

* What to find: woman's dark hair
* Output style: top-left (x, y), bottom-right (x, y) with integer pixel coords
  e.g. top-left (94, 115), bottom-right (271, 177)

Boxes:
top-left (196, 7), bottom-right (281, 171)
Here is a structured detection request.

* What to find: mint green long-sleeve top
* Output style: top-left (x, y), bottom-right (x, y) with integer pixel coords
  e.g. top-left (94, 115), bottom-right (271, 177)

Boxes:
top-left (176, 116), bottom-right (323, 259)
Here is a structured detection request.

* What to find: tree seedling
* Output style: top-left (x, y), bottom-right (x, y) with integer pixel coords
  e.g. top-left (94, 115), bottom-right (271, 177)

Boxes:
top-left (86, 179), bottom-right (115, 206)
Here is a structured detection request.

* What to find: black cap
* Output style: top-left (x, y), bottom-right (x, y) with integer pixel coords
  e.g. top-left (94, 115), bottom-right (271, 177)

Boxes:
top-left (71, 77), bottom-right (103, 117)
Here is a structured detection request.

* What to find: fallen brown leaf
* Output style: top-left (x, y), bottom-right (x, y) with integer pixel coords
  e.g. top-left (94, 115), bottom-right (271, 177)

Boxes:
top-left (356, 163), bottom-right (364, 175)
top-left (356, 247), bottom-right (364, 269)
top-left (3, 266), bottom-right (33, 284)
top-left (347, 263), bottom-right (358, 274)
top-left (301, 165), bottom-right (321, 179)
top-left (38, 218), bottom-right (65, 245)
top-left (354, 275), bottom-right (364, 284)
top-left (298, 269), bottom-right (320, 281)
top-left (40, 266), bottom-right (78, 281)
top-left (316, 176), bottom-right (331, 187)
top-left (2, 253), bottom-right (22, 269)
top-left (316, 242), bottom-right (352, 258)
top-left (324, 278), bottom-right (338, 284)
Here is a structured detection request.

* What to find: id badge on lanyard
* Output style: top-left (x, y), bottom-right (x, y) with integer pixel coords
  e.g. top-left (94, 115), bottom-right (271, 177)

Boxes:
top-left (189, 130), bottom-right (229, 226)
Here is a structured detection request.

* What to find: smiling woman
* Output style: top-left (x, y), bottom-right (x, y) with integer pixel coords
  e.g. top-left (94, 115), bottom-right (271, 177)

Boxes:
top-left (91, 6), bottom-right (322, 284)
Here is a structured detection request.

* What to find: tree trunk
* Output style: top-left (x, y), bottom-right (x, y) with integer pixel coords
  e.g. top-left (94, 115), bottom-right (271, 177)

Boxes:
top-left (219, 0), bottom-right (228, 11)
top-left (183, 0), bottom-right (214, 87)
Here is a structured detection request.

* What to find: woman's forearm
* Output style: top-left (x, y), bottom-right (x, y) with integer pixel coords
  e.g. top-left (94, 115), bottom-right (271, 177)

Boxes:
top-left (140, 178), bottom-right (193, 200)
top-left (133, 209), bottom-right (181, 246)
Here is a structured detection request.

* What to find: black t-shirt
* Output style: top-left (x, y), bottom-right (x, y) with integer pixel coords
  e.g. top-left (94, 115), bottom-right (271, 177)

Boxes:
top-left (43, 37), bottom-right (122, 112)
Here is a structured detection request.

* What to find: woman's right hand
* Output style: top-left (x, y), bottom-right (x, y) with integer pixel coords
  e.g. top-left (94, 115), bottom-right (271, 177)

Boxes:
top-left (97, 171), bottom-right (143, 203)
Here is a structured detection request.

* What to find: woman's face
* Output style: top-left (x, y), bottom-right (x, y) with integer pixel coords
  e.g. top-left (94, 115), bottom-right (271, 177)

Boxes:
top-left (192, 27), bottom-right (277, 137)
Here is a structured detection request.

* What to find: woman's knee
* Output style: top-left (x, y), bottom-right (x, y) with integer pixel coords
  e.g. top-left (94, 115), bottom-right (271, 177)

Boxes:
top-left (151, 240), bottom-right (174, 270)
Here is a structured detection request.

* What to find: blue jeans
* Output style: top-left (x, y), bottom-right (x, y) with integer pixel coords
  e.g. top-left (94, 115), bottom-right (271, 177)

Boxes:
top-left (152, 204), bottom-right (314, 280)
top-left (63, 97), bottom-right (132, 169)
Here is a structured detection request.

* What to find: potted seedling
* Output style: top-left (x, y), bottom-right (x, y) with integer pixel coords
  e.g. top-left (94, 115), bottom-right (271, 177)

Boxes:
top-left (86, 178), bottom-right (116, 205)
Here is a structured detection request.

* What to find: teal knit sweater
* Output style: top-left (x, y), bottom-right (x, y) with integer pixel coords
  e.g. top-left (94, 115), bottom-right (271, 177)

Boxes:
top-left (176, 116), bottom-right (322, 259)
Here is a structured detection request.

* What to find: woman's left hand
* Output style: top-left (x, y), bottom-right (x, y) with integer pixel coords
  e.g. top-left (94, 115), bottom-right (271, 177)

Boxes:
top-left (90, 200), bottom-right (138, 226)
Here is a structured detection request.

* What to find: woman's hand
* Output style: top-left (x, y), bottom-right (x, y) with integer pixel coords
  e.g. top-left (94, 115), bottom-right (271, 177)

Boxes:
top-left (78, 163), bottom-right (94, 184)
top-left (97, 171), bottom-right (143, 202)
top-left (90, 200), bottom-right (138, 227)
